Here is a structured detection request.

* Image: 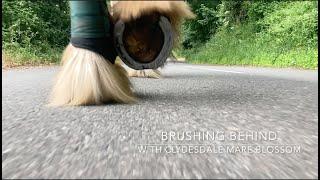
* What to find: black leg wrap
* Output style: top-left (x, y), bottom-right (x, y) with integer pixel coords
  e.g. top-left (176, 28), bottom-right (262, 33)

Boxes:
top-left (69, 0), bottom-right (117, 64)
top-left (71, 37), bottom-right (117, 64)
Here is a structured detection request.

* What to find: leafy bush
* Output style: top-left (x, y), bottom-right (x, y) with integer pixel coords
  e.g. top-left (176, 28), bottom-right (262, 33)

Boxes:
top-left (182, 1), bottom-right (220, 49)
top-left (260, 1), bottom-right (318, 47)
top-left (179, 0), bottom-right (318, 69)
top-left (2, 0), bottom-right (70, 65)
top-left (180, 22), bottom-right (318, 69)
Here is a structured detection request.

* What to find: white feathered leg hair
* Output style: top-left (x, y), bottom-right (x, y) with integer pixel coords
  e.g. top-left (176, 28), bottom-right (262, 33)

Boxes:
top-left (110, 1), bottom-right (195, 79)
top-left (49, 44), bottom-right (136, 106)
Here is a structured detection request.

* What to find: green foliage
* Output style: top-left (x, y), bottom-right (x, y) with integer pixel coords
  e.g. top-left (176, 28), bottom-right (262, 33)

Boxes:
top-left (182, 0), bottom-right (220, 48)
top-left (179, 23), bottom-right (318, 69)
top-left (261, 1), bottom-right (318, 47)
top-left (179, 0), bottom-right (318, 69)
top-left (2, 0), bottom-right (70, 65)
top-left (216, 0), bottom-right (249, 27)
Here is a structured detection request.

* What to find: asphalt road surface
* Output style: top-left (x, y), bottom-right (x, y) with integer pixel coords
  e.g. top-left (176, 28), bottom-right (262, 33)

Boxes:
top-left (2, 63), bottom-right (318, 179)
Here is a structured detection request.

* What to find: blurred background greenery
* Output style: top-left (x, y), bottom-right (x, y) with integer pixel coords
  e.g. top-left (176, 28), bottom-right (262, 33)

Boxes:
top-left (2, 0), bottom-right (69, 67)
top-left (2, 0), bottom-right (318, 69)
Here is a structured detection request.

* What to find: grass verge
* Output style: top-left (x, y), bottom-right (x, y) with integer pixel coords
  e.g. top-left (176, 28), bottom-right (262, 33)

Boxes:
top-left (2, 46), bottom-right (62, 69)
top-left (178, 25), bottom-right (318, 70)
